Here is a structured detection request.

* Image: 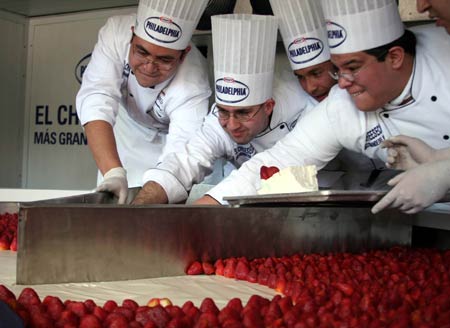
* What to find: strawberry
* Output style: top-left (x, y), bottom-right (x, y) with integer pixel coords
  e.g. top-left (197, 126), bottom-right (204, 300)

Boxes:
top-left (202, 262), bottom-right (215, 275)
top-left (92, 305), bottom-right (107, 321)
top-left (186, 261), bottom-right (203, 275)
top-left (226, 298), bottom-right (243, 314)
top-left (66, 301), bottom-right (88, 317)
top-left (214, 259), bottom-right (225, 276)
top-left (147, 305), bottom-right (171, 328)
top-left (113, 306), bottom-right (134, 321)
top-left (224, 258), bottom-right (237, 278)
top-left (195, 312), bottom-right (220, 328)
top-left (199, 297), bottom-right (219, 315)
top-left (79, 314), bottom-right (102, 328)
top-left (235, 260), bottom-right (250, 280)
top-left (17, 287), bottom-right (41, 309)
top-left (83, 299), bottom-right (96, 313)
top-left (9, 236), bottom-right (17, 251)
top-left (122, 298), bottom-right (139, 311)
top-left (103, 299), bottom-right (118, 313)
top-left (260, 165), bottom-right (280, 180)
top-left (0, 284), bottom-right (16, 302)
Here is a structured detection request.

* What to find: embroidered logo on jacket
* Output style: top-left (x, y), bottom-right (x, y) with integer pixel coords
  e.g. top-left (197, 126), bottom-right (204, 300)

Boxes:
top-left (364, 124), bottom-right (385, 149)
top-left (234, 144), bottom-right (256, 167)
top-left (75, 53), bottom-right (91, 84)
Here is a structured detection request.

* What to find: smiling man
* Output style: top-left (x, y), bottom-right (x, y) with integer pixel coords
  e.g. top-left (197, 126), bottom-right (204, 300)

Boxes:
top-left (132, 14), bottom-right (316, 204)
top-left (76, 0), bottom-right (211, 203)
top-left (195, 0), bottom-right (450, 205)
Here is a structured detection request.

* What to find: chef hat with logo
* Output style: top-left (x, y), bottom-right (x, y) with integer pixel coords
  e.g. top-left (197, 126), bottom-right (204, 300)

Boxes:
top-left (321, 0), bottom-right (404, 54)
top-left (135, 0), bottom-right (209, 50)
top-left (212, 14), bottom-right (278, 107)
top-left (270, 0), bottom-right (330, 70)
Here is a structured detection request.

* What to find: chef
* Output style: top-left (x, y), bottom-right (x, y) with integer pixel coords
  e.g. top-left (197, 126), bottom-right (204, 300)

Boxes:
top-left (371, 0), bottom-right (450, 214)
top-left (132, 14), bottom-right (316, 204)
top-left (270, 0), bottom-right (391, 190)
top-left (194, 0), bottom-right (450, 205)
top-left (76, 0), bottom-right (211, 204)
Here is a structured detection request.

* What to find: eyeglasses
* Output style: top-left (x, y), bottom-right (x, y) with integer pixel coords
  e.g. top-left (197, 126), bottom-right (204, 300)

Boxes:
top-left (328, 50), bottom-right (388, 82)
top-left (213, 103), bottom-right (265, 123)
top-left (131, 43), bottom-right (181, 71)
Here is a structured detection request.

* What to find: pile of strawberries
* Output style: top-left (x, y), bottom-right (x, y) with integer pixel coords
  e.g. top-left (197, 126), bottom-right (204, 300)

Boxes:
top-left (1, 247), bottom-right (449, 327)
top-left (186, 247), bottom-right (450, 327)
top-left (0, 212), bottom-right (18, 251)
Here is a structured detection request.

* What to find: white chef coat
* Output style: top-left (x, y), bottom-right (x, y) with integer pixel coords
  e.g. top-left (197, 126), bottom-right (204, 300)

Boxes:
top-left (208, 24), bottom-right (450, 203)
top-left (76, 14), bottom-right (211, 187)
top-left (142, 73), bottom-right (317, 203)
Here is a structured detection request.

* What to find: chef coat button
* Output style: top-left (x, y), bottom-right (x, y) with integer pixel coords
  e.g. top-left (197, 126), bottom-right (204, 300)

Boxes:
top-left (383, 113), bottom-right (389, 118)
top-left (444, 135), bottom-right (449, 140)
top-left (431, 96), bottom-right (437, 102)
top-left (280, 124), bottom-right (285, 129)
top-left (130, 93), bottom-right (134, 98)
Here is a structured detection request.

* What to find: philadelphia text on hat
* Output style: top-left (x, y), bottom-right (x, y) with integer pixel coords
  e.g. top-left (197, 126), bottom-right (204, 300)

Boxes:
top-left (288, 37), bottom-right (324, 64)
top-left (215, 77), bottom-right (250, 104)
top-left (144, 16), bottom-right (182, 43)
top-left (326, 21), bottom-right (347, 48)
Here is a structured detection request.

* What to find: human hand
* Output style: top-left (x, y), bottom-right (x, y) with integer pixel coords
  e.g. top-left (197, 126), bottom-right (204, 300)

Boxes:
top-left (381, 135), bottom-right (436, 170)
top-left (132, 181), bottom-right (168, 205)
top-left (371, 159), bottom-right (450, 214)
top-left (96, 167), bottom-right (128, 204)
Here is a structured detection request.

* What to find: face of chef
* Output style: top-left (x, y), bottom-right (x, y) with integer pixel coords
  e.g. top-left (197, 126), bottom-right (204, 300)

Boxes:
top-left (214, 99), bottom-right (275, 145)
top-left (330, 47), bottom-right (407, 112)
top-left (128, 32), bottom-right (189, 88)
top-left (294, 61), bottom-right (337, 102)
top-left (417, 0), bottom-right (450, 34)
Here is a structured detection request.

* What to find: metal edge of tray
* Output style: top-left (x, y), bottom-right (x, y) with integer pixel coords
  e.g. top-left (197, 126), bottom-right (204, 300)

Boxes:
top-left (223, 190), bottom-right (389, 207)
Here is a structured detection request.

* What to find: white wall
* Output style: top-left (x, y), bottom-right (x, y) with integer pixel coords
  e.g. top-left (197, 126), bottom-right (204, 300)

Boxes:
top-left (0, 11), bottom-right (26, 188)
top-left (22, 7), bottom-right (136, 189)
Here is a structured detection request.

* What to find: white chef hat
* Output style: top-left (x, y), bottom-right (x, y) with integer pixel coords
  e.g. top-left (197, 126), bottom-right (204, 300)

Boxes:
top-left (321, 0), bottom-right (405, 54)
top-left (135, 0), bottom-right (209, 50)
top-left (270, 0), bottom-right (330, 70)
top-left (212, 14), bottom-right (278, 107)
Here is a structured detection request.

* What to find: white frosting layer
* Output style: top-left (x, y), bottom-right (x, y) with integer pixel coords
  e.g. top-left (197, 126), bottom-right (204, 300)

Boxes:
top-left (257, 165), bottom-right (319, 195)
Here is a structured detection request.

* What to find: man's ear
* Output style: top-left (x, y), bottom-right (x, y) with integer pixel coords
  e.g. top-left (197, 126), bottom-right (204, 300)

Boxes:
top-left (265, 98), bottom-right (275, 116)
top-left (180, 45), bottom-right (191, 62)
top-left (387, 46), bottom-right (405, 70)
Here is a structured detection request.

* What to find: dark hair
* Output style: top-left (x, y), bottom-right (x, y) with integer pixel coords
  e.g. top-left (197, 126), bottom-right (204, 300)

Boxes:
top-left (363, 29), bottom-right (416, 61)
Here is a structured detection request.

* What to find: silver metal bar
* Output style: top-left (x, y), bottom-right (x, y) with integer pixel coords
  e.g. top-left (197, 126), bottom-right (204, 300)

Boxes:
top-left (16, 193), bottom-right (413, 285)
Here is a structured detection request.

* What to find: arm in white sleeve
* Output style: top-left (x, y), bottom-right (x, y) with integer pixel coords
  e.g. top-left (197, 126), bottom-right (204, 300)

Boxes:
top-left (142, 115), bottom-right (232, 203)
top-left (207, 102), bottom-right (343, 204)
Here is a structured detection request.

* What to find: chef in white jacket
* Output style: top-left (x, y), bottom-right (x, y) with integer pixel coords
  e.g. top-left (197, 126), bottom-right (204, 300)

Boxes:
top-left (76, 0), bottom-right (211, 203)
top-left (132, 14), bottom-right (317, 204)
top-left (270, 0), bottom-right (392, 190)
top-left (195, 0), bottom-right (450, 205)
top-left (371, 0), bottom-right (450, 214)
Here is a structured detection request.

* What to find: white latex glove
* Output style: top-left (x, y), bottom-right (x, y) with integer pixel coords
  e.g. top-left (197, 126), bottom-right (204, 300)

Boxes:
top-left (371, 159), bottom-right (450, 214)
top-left (96, 167), bottom-right (128, 204)
top-left (381, 135), bottom-right (436, 170)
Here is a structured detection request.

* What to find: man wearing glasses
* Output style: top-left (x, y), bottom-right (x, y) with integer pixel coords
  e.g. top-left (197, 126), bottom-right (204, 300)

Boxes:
top-left (195, 0), bottom-right (450, 205)
top-left (132, 14), bottom-right (316, 204)
top-left (76, 0), bottom-right (211, 203)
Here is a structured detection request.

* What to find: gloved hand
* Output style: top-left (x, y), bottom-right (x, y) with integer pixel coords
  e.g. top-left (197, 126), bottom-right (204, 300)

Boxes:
top-left (381, 135), bottom-right (436, 170)
top-left (371, 159), bottom-right (450, 214)
top-left (96, 167), bottom-right (128, 204)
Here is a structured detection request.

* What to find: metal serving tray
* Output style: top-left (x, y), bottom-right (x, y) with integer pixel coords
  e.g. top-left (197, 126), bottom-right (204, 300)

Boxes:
top-left (224, 190), bottom-right (388, 207)
top-left (224, 190), bottom-right (450, 207)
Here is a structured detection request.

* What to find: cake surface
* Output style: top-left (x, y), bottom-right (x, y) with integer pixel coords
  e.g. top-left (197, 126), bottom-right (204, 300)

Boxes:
top-left (257, 165), bottom-right (319, 195)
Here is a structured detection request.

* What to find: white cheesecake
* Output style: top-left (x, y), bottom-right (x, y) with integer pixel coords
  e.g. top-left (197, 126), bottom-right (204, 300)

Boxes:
top-left (257, 165), bottom-right (319, 195)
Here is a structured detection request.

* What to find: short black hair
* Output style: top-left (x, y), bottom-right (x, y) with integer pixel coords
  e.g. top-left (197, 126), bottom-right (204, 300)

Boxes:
top-left (363, 29), bottom-right (416, 61)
